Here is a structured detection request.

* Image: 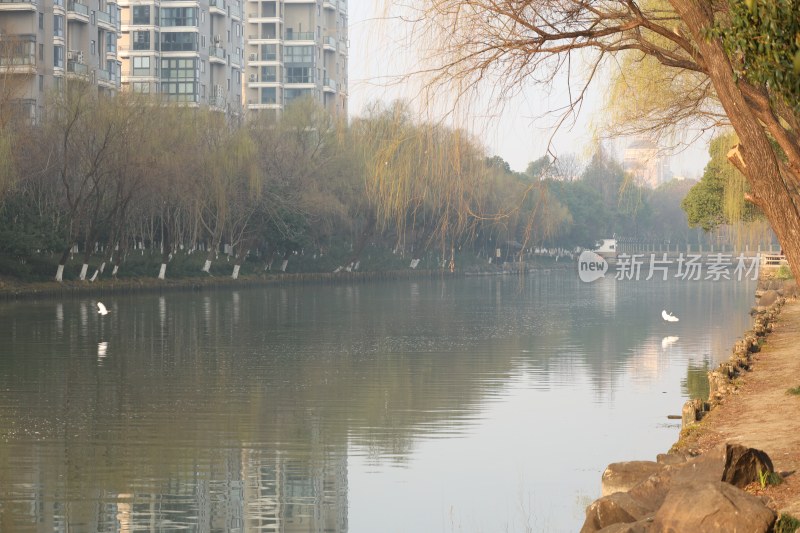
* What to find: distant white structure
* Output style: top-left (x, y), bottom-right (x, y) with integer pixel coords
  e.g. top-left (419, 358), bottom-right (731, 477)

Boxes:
top-left (623, 138), bottom-right (671, 188)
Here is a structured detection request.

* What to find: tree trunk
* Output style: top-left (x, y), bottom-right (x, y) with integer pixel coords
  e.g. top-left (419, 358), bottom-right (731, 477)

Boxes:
top-left (158, 219), bottom-right (171, 280)
top-left (339, 212), bottom-right (376, 272)
top-left (671, 0), bottom-right (800, 278)
top-left (231, 243), bottom-right (249, 280)
top-left (55, 243), bottom-right (73, 282)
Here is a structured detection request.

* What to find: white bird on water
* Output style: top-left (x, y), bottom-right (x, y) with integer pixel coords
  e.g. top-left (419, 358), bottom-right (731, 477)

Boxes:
top-left (97, 302), bottom-right (110, 316)
top-left (661, 310), bottom-right (679, 322)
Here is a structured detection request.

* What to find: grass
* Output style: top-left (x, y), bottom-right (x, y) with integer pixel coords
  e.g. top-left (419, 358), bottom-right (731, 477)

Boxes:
top-left (757, 469), bottom-right (783, 489)
top-left (787, 386), bottom-right (800, 396)
top-left (774, 513), bottom-right (800, 533)
top-left (775, 264), bottom-right (794, 280)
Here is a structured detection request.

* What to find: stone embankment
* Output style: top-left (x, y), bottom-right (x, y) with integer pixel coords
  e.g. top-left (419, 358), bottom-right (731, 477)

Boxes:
top-left (581, 277), bottom-right (799, 533)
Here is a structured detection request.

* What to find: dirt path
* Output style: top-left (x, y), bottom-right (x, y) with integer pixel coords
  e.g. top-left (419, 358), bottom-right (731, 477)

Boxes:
top-left (676, 299), bottom-right (800, 517)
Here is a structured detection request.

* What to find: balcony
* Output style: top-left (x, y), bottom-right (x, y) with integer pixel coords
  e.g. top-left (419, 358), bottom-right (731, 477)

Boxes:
top-left (96, 68), bottom-right (118, 88)
top-left (230, 53), bottom-right (241, 67)
top-left (0, 37), bottom-right (36, 75)
top-left (284, 31), bottom-right (314, 42)
top-left (96, 9), bottom-right (118, 31)
top-left (209, 94), bottom-right (226, 109)
top-left (322, 0), bottom-right (335, 10)
top-left (323, 76), bottom-right (336, 92)
top-left (67, 1), bottom-right (89, 22)
top-left (208, 45), bottom-right (226, 64)
top-left (0, 0), bottom-right (37, 11)
top-left (323, 35), bottom-right (336, 52)
top-left (66, 59), bottom-right (89, 78)
top-left (208, 0), bottom-right (225, 16)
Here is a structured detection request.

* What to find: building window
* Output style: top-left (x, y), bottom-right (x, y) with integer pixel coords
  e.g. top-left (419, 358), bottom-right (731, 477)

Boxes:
top-left (39, 44), bottom-right (44, 61)
top-left (53, 15), bottom-right (64, 38)
top-left (260, 87), bottom-right (276, 104)
top-left (261, 65), bottom-right (277, 82)
top-left (133, 56), bottom-right (150, 76)
top-left (132, 5), bottom-right (150, 24)
top-left (160, 32), bottom-right (197, 52)
top-left (284, 45), bottom-right (313, 64)
top-left (39, 75), bottom-right (44, 91)
top-left (53, 46), bottom-right (64, 68)
top-left (284, 88), bottom-right (311, 103)
top-left (285, 66), bottom-right (312, 83)
top-left (132, 82), bottom-right (150, 93)
top-left (261, 43), bottom-right (279, 61)
top-left (91, 39), bottom-right (96, 55)
top-left (160, 57), bottom-right (197, 101)
top-left (39, 13), bottom-right (44, 29)
top-left (106, 33), bottom-right (117, 53)
top-left (160, 7), bottom-right (197, 27)
top-left (133, 31), bottom-right (150, 50)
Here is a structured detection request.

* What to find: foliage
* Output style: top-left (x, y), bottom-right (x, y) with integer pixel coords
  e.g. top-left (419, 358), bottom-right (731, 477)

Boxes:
top-left (787, 385), bottom-right (800, 395)
top-left (682, 133), bottom-right (762, 231)
top-left (712, 0), bottom-right (800, 113)
top-left (775, 264), bottom-right (794, 280)
top-left (774, 514), bottom-right (800, 533)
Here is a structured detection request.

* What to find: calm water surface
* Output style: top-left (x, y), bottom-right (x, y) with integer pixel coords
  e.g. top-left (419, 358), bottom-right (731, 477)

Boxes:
top-left (0, 272), bottom-right (755, 532)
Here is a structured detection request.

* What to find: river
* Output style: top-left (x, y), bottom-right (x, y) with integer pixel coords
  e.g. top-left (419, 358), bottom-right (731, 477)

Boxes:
top-left (0, 271), bottom-right (756, 532)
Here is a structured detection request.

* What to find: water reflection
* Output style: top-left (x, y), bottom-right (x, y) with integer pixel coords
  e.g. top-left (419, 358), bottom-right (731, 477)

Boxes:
top-left (0, 275), bottom-right (755, 532)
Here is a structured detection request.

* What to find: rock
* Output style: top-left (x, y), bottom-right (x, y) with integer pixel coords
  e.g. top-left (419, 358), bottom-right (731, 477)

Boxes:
top-left (722, 443), bottom-right (774, 488)
top-left (602, 461), bottom-right (664, 497)
top-left (656, 453), bottom-right (687, 466)
top-left (596, 519), bottom-right (653, 532)
top-left (758, 289), bottom-right (779, 308)
top-left (652, 481), bottom-right (776, 532)
top-left (580, 492), bottom-right (653, 533)
top-left (669, 444), bottom-right (728, 486)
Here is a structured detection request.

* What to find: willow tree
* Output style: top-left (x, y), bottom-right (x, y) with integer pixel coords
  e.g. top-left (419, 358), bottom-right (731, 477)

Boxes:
top-left (392, 0), bottom-right (800, 275)
top-left (352, 101), bottom-right (490, 269)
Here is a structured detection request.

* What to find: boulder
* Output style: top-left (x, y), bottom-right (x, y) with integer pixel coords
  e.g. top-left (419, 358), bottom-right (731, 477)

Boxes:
top-left (602, 461), bottom-right (664, 496)
top-left (758, 289), bottom-right (779, 308)
top-left (652, 481), bottom-right (776, 532)
top-left (580, 492), bottom-right (653, 533)
top-left (597, 519), bottom-right (653, 533)
top-left (656, 453), bottom-right (688, 466)
top-left (722, 443), bottom-right (774, 488)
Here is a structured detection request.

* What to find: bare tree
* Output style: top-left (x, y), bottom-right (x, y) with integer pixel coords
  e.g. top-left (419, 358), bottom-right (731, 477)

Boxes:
top-left (389, 0), bottom-right (800, 274)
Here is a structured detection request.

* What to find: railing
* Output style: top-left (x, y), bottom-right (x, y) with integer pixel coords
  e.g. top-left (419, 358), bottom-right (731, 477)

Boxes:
top-left (324, 35), bottom-right (336, 48)
top-left (208, 0), bottom-right (225, 10)
top-left (0, 55), bottom-right (35, 66)
top-left (96, 9), bottom-right (113, 25)
top-left (285, 31), bottom-right (314, 41)
top-left (0, 0), bottom-right (37, 5)
top-left (67, 60), bottom-right (89, 75)
top-left (761, 254), bottom-right (788, 267)
top-left (323, 77), bottom-right (336, 91)
top-left (67, 1), bottom-right (88, 15)
top-left (209, 94), bottom-right (225, 108)
top-left (209, 46), bottom-right (226, 60)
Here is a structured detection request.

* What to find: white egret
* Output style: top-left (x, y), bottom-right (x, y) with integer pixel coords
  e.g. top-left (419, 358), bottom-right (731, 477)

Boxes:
top-left (97, 302), bottom-right (110, 316)
top-left (661, 310), bottom-right (679, 322)
top-left (661, 336), bottom-right (679, 349)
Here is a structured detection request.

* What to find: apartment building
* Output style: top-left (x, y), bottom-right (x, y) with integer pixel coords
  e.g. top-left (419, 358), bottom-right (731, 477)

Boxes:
top-left (244, 0), bottom-right (347, 118)
top-left (118, 0), bottom-right (245, 112)
top-left (0, 0), bottom-right (121, 121)
top-left (1, 0), bottom-right (347, 119)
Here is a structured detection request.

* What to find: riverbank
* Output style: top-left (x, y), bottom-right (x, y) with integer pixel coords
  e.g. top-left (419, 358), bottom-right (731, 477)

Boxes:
top-left (671, 297), bottom-right (800, 518)
top-left (581, 276), bottom-right (800, 532)
top-left (0, 269), bottom-right (453, 300)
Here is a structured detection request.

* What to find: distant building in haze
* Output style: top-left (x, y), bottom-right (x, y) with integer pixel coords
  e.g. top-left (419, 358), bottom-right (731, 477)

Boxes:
top-left (623, 137), bottom-right (671, 188)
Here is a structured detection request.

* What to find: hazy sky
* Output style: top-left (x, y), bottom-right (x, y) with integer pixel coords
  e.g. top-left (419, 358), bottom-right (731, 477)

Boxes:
top-left (347, 4), bottom-right (711, 178)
